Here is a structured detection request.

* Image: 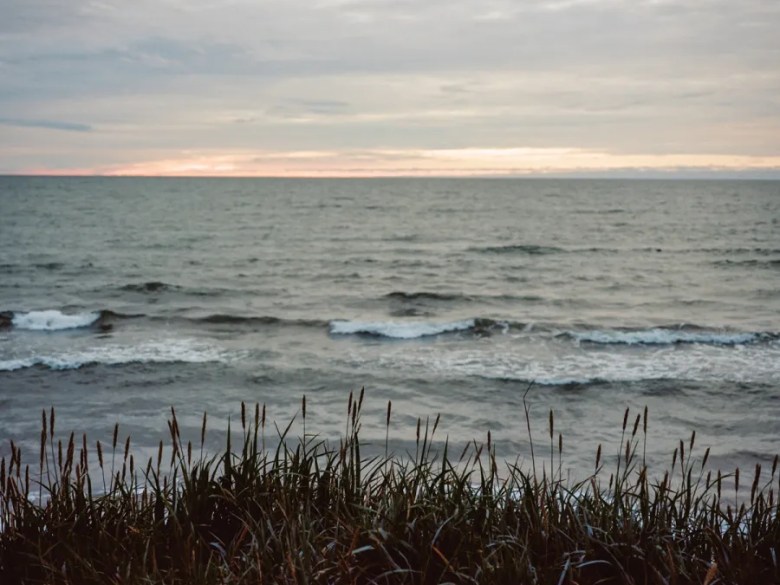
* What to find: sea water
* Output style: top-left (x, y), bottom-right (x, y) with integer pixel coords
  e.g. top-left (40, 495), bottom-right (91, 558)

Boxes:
top-left (1, 176), bottom-right (778, 477)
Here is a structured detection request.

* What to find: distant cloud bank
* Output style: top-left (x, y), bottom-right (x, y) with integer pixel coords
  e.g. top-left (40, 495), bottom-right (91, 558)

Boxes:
top-left (12, 148), bottom-right (776, 179)
top-left (0, 118), bottom-right (92, 132)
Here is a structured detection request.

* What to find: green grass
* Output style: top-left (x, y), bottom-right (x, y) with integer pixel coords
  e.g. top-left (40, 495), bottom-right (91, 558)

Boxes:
top-left (1, 388), bottom-right (778, 584)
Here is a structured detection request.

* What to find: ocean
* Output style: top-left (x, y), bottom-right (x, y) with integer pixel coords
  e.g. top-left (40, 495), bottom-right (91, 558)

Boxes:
top-left (1, 176), bottom-right (778, 478)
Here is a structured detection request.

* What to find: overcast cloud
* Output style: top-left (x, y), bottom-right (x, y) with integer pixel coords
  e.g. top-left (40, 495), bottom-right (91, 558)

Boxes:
top-left (1, 0), bottom-right (779, 175)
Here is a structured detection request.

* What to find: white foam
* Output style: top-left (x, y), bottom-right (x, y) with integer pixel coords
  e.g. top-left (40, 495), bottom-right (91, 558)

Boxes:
top-left (12, 310), bottom-right (100, 331)
top-left (329, 319), bottom-right (475, 339)
top-left (383, 342), bottom-right (780, 385)
top-left (569, 328), bottom-right (760, 346)
top-left (0, 339), bottom-right (231, 371)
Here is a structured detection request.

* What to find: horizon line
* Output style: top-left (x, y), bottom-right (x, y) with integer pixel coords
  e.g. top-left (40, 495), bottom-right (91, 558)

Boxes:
top-left (2, 172), bottom-right (780, 181)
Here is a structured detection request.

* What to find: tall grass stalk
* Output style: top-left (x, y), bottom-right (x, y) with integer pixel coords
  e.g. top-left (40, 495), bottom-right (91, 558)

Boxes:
top-left (1, 394), bottom-right (778, 584)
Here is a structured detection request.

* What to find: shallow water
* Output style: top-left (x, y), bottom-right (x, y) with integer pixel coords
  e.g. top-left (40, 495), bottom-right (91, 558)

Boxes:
top-left (1, 177), bottom-right (778, 477)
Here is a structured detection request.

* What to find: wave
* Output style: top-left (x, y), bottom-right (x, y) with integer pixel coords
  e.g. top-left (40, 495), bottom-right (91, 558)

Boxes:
top-left (713, 259), bottom-right (780, 270)
top-left (576, 208), bottom-right (626, 215)
top-left (466, 354), bottom-right (780, 385)
top-left (0, 339), bottom-right (230, 372)
top-left (401, 339), bottom-right (780, 388)
top-left (192, 314), bottom-right (326, 328)
top-left (488, 376), bottom-right (613, 387)
top-left (120, 281), bottom-right (180, 293)
top-left (181, 312), bottom-right (530, 336)
top-left (0, 261), bottom-right (64, 273)
top-left (704, 247), bottom-right (780, 255)
top-left (38, 261), bottom-right (64, 271)
top-left (330, 320), bottom-right (776, 345)
top-left (563, 327), bottom-right (776, 346)
top-left (328, 318), bottom-right (524, 339)
top-left (330, 319), bottom-right (476, 339)
top-left (119, 281), bottom-right (229, 297)
top-left (471, 244), bottom-right (564, 255)
top-left (386, 291), bottom-right (544, 304)
top-left (14, 310), bottom-right (100, 331)
top-left (385, 291), bottom-right (462, 302)
top-left (470, 245), bottom-right (780, 257)
top-left (0, 309), bottom-right (132, 332)
top-left (1, 309), bottom-right (138, 332)
top-left (198, 314), bottom-right (283, 325)
top-left (626, 247), bottom-right (780, 256)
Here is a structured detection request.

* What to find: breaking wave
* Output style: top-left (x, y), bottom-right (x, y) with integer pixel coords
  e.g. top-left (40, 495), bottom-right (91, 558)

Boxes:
top-left (0, 339), bottom-right (231, 372)
top-left (563, 327), bottom-right (776, 346)
top-left (1, 309), bottom-right (129, 332)
top-left (399, 340), bottom-right (780, 387)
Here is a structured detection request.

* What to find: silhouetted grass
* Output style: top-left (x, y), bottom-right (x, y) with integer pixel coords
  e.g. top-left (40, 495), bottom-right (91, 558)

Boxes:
top-left (1, 388), bottom-right (778, 584)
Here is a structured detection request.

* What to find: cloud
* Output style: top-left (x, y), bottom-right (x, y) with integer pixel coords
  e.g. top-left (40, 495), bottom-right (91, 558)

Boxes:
top-left (0, 0), bottom-right (778, 174)
top-left (0, 117), bottom-right (92, 132)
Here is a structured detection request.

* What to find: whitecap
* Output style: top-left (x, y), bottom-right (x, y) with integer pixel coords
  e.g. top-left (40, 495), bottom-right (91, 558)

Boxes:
top-left (12, 310), bottom-right (101, 331)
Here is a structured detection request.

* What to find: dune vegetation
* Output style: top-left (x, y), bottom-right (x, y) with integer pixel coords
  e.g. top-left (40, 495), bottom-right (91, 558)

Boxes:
top-left (1, 388), bottom-right (778, 584)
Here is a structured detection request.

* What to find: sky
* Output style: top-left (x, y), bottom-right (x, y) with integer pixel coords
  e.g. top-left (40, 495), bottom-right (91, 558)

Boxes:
top-left (1, 0), bottom-right (779, 177)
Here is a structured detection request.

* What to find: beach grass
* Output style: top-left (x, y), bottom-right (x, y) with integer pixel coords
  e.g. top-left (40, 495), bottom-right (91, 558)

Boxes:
top-left (1, 388), bottom-right (778, 584)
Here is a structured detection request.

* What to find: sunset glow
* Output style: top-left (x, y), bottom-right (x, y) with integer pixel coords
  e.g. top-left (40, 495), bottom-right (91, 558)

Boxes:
top-left (24, 149), bottom-right (780, 178)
